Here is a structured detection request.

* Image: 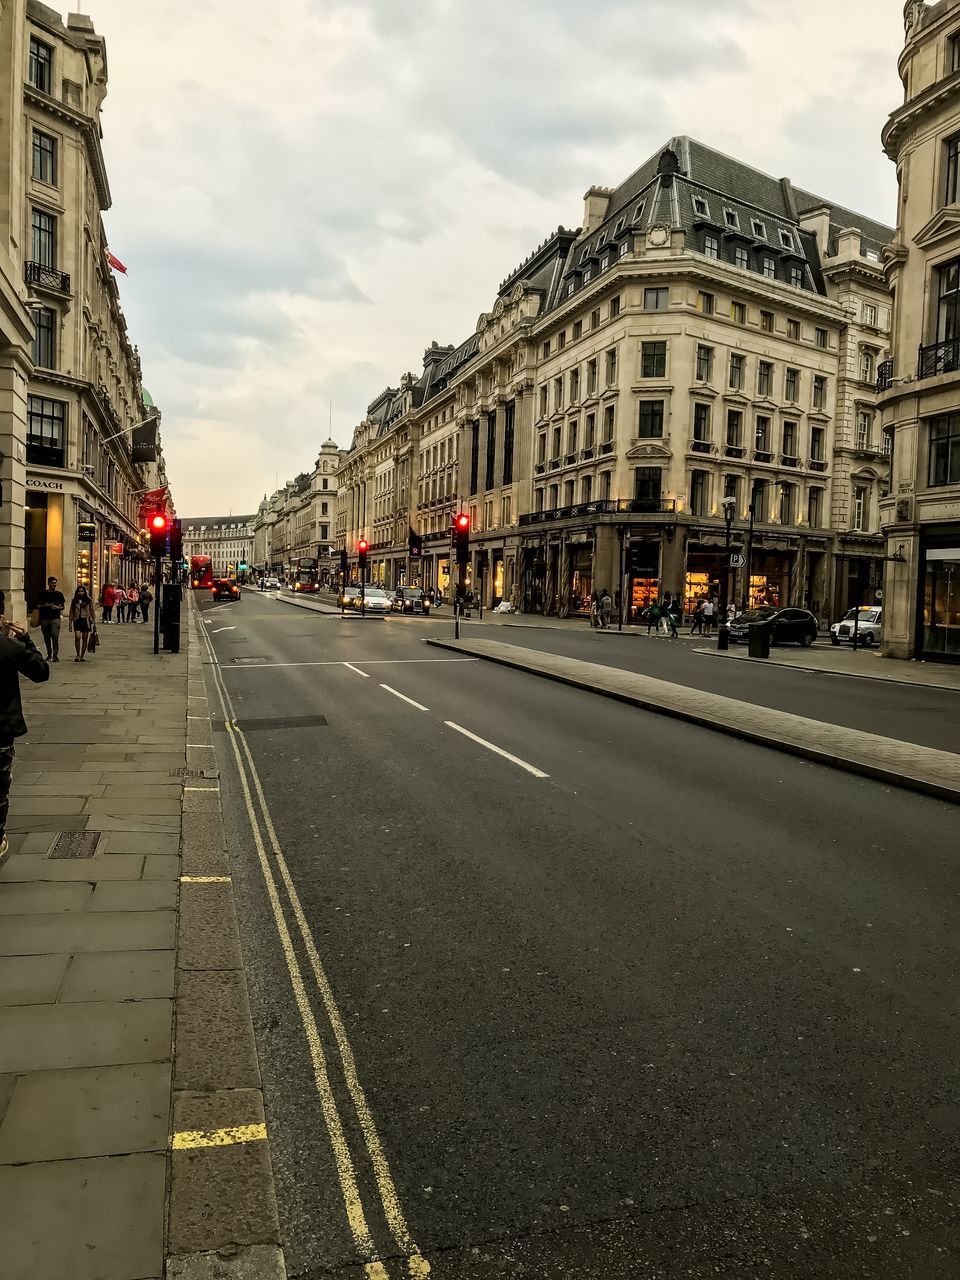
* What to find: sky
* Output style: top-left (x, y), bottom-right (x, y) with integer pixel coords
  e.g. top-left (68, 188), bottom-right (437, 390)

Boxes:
top-left (77, 0), bottom-right (906, 517)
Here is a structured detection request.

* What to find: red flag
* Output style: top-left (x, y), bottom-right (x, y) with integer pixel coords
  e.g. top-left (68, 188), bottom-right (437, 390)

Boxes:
top-left (138, 487), bottom-right (167, 521)
top-left (107, 250), bottom-right (127, 274)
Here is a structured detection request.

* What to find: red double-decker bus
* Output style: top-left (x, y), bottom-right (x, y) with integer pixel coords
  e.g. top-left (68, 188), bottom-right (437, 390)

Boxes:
top-left (190, 555), bottom-right (214, 589)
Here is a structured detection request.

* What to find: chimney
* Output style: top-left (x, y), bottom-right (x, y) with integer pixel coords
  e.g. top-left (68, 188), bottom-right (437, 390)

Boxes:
top-left (582, 186), bottom-right (612, 235)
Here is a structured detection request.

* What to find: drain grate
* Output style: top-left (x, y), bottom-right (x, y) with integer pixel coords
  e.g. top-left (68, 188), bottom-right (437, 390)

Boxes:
top-left (48, 831), bottom-right (102, 859)
top-left (235, 714), bottom-right (328, 732)
top-left (170, 767), bottom-right (219, 779)
top-left (232, 656), bottom-right (268, 666)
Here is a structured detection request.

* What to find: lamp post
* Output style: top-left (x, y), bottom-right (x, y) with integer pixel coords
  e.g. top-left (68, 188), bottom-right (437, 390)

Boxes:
top-left (718, 496), bottom-right (736, 651)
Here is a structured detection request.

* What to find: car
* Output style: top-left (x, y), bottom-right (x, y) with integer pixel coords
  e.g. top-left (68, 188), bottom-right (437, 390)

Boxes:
top-left (392, 588), bottom-right (426, 614)
top-left (341, 586), bottom-right (392, 614)
top-left (212, 579), bottom-right (241, 601)
top-left (831, 606), bottom-right (882, 647)
top-left (264, 576), bottom-right (281, 590)
top-left (727, 606), bottom-right (818, 647)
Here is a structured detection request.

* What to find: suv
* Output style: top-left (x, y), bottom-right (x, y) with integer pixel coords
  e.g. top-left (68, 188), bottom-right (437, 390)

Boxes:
top-left (212, 579), bottom-right (241, 601)
top-left (830, 606), bottom-right (882, 647)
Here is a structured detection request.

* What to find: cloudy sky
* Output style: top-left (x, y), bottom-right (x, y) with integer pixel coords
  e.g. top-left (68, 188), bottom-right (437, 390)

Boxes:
top-left (81, 0), bottom-right (904, 517)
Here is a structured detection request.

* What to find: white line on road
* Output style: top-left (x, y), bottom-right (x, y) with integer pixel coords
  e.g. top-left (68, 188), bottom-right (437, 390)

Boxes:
top-left (223, 659), bottom-right (479, 670)
top-left (342, 662), bottom-right (370, 678)
top-left (379, 684), bottom-right (429, 712)
top-left (211, 626), bottom-right (236, 634)
top-left (443, 721), bottom-right (549, 779)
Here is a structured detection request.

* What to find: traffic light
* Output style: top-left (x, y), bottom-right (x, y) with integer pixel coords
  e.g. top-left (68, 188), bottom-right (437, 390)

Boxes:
top-left (453, 512), bottom-right (470, 566)
top-left (169, 518), bottom-right (183, 562)
top-left (149, 512), bottom-right (168, 558)
top-left (357, 538), bottom-right (368, 573)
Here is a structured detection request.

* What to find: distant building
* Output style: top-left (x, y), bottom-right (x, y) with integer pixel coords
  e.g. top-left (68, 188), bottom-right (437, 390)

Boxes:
top-left (252, 438), bottom-right (343, 578)
top-left (182, 516), bottom-right (255, 576)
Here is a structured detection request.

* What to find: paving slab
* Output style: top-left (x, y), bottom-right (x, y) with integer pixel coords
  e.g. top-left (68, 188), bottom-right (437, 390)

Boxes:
top-left (0, 1152), bottom-right (165, 1280)
top-left (61, 950), bottom-right (177, 1002)
top-left (166, 1244), bottom-right (288, 1280)
top-left (0, 954), bottom-right (68, 1005)
top-left (0, 910), bottom-right (176, 956)
top-left (103, 831), bottom-right (181, 856)
top-left (143, 853), bottom-right (183, 881)
top-left (0, 881), bottom-right (92, 914)
top-left (0, 998), bottom-right (172, 1072)
top-left (0, 853), bottom-right (145, 882)
top-left (89, 881), bottom-right (179, 912)
top-left (0, 1062), bottom-right (170, 1162)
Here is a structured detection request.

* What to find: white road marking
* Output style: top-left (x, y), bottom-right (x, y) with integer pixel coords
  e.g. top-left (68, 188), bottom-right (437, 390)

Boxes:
top-left (343, 662), bottom-right (370, 679)
top-left (211, 626), bottom-right (236, 634)
top-left (224, 659), bottom-right (478, 671)
top-left (379, 684), bottom-right (429, 712)
top-left (443, 721), bottom-right (549, 779)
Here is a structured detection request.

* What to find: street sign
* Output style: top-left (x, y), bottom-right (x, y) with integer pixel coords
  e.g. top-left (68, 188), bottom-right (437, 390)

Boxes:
top-left (730, 552), bottom-right (746, 568)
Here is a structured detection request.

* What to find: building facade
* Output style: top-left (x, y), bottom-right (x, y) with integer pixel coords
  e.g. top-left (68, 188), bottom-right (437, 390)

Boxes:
top-left (182, 516), bottom-right (254, 577)
top-left (334, 137), bottom-right (893, 624)
top-left (0, 2), bottom-right (168, 616)
top-left (878, 0), bottom-right (960, 662)
top-left (252, 438), bottom-right (342, 581)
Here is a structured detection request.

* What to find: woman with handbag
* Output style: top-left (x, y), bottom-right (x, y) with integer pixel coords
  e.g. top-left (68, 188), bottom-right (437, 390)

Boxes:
top-left (68, 586), bottom-right (96, 662)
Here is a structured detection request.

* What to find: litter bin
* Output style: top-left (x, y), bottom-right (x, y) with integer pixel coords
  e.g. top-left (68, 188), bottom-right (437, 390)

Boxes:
top-left (748, 621), bottom-right (771, 660)
top-left (160, 583), bottom-right (182, 654)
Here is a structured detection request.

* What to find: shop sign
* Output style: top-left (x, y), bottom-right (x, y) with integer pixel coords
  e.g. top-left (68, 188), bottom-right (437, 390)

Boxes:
top-left (78, 522), bottom-right (97, 543)
top-left (27, 478), bottom-right (64, 492)
top-left (111, 542), bottom-right (124, 555)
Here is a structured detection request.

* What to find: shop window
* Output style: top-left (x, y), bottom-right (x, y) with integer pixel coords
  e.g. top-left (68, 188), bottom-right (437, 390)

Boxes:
top-left (922, 545), bottom-right (960, 657)
top-left (929, 412), bottom-right (960, 486)
top-left (690, 470), bottom-right (709, 516)
top-left (638, 400), bottom-right (664, 438)
top-left (641, 341), bottom-right (666, 378)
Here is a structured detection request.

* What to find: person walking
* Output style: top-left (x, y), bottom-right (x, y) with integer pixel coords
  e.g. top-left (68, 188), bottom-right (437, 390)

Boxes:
top-left (703, 597), bottom-right (716, 636)
top-left (114, 585), bottom-right (127, 624)
top-left (125, 583), bottom-right (140, 622)
top-left (100, 581), bottom-right (116, 626)
top-left (659, 596), bottom-right (672, 635)
top-left (68, 586), bottom-right (96, 661)
top-left (589, 590), bottom-right (599, 628)
top-left (139, 583), bottom-right (153, 624)
top-left (598, 589), bottom-right (613, 629)
top-left (34, 575), bottom-right (65, 663)
top-left (0, 589), bottom-right (49, 858)
top-left (690, 600), bottom-right (705, 635)
top-left (666, 596), bottom-right (681, 639)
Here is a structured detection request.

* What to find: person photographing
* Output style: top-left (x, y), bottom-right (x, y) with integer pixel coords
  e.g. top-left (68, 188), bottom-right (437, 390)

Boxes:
top-left (0, 589), bottom-right (49, 858)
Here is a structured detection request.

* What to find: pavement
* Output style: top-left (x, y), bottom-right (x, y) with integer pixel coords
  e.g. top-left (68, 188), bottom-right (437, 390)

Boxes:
top-left (0, 611), bottom-right (285, 1280)
top-left (198, 589), bottom-right (960, 1278)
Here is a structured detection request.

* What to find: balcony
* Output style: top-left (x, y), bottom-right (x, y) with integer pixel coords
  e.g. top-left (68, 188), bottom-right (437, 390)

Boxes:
top-left (580, 447), bottom-right (595, 461)
top-left (724, 444), bottom-right (746, 459)
top-left (25, 260), bottom-right (71, 294)
top-left (876, 359), bottom-right (894, 393)
top-left (809, 459), bottom-right (828, 473)
top-left (691, 438), bottom-right (713, 454)
top-left (918, 337), bottom-right (960, 380)
top-left (518, 498), bottom-right (677, 527)
top-left (753, 449), bottom-right (773, 463)
top-left (780, 455), bottom-right (799, 468)
top-left (598, 441), bottom-right (614, 455)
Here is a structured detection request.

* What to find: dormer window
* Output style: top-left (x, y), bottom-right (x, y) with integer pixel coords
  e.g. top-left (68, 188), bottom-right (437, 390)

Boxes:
top-left (752, 219), bottom-right (766, 239)
top-left (723, 208), bottom-right (740, 229)
top-left (692, 196), bottom-right (709, 217)
top-left (597, 232), bottom-right (607, 249)
top-left (779, 229), bottom-right (794, 249)
top-left (633, 200), bottom-right (645, 222)
top-left (615, 216), bottom-right (625, 234)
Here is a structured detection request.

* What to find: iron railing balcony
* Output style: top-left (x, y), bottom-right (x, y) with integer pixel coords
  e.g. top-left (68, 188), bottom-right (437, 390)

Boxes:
top-left (918, 338), bottom-right (960, 380)
top-left (25, 260), bottom-right (70, 294)
top-left (876, 358), bottom-right (894, 392)
top-left (518, 498), bottom-right (677, 527)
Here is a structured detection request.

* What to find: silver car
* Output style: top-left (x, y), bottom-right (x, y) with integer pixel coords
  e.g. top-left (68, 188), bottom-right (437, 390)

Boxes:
top-left (830, 606), bottom-right (882, 647)
top-left (343, 586), bottom-right (392, 614)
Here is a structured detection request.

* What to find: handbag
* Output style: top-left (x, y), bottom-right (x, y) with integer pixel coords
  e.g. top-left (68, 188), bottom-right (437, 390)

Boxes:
top-left (88, 627), bottom-right (98, 654)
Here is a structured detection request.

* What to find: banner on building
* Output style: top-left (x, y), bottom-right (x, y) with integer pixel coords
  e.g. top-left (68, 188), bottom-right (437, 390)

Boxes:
top-left (138, 487), bottom-right (167, 521)
top-left (131, 418), bottom-right (158, 463)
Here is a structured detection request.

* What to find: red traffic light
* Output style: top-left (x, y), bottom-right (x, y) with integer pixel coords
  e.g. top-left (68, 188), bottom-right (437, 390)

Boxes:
top-left (150, 513), bottom-right (167, 531)
top-left (454, 513), bottom-right (470, 533)
top-left (357, 539), bottom-right (369, 554)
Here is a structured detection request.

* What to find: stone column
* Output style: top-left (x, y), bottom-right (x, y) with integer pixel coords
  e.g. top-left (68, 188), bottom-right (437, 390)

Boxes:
top-left (0, 345), bottom-right (31, 623)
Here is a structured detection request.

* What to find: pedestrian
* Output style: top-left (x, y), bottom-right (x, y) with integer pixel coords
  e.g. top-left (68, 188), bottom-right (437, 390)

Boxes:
top-left (599, 588), bottom-right (613, 629)
top-left (646, 600), bottom-right (660, 635)
top-left (34, 575), bottom-right (65, 663)
top-left (68, 586), bottom-right (96, 661)
top-left (126, 583), bottom-right (140, 622)
top-left (659, 597), bottom-right (672, 635)
top-left (0, 588), bottom-right (49, 859)
top-left (100, 581), bottom-right (116, 626)
top-left (703, 597), bottom-right (716, 635)
top-left (667, 596), bottom-right (680, 640)
top-left (114, 585), bottom-right (127, 624)
top-left (589, 590), bottom-right (599, 628)
top-left (690, 600), bottom-right (705, 635)
top-left (140, 583), bottom-right (153, 623)
top-left (258, 576), bottom-right (265, 592)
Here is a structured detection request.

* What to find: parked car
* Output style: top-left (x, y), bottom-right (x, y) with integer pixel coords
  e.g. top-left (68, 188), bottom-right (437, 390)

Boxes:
top-left (392, 588), bottom-right (426, 614)
top-left (830, 606), bottom-right (882, 647)
top-left (727, 606), bottom-right (818, 647)
top-left (212, 579), bottom-right (241, 602)
top-left (341, 586), bottom-right (392, 614)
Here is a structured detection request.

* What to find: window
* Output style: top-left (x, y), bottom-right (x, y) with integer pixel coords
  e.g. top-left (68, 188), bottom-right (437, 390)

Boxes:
top-left (762, 256), bottom-right (776, 279)
top-left (618, 240), bottom-right (628, 259)
top-left (537, 432), bottom-right (546, 464)
top-left (615, 217), bottom-right (625, 235)
top-left (542, 340), bottom-right (551, 359)
top-left (635, 467), bottom-right (662, 505)
top-left (790, 265), bottom-right (805, 288)
top-left (554, 376), bottom-right (563, 411)
top-left (936, 257), bottom-right (960, 343)
top-left (26, 394), bottom-right (65, 464)
top-left (760, 310), bottom-right (774, 333)
top-left (815, 327), bottom-right (828, 349)
top-left (31, 207), bottom-right (55, 267)
top-left (696, 344), bottom-right (713, 381)
top-left (751, 478), bottom-right (767, 520)
top-left (591, 308), bottom-right (601, 330)
top-left (752, 219), bottom-right (767, 239)
top-left (734, 247), bottom-right (749, 270)
top-left (860, 350), bottom-right (875, 383)
top-left (704, 234), bottom-right (721, 260)
top-left (538, 385), bottom-right (548, 418)
top-left (863, 303), bottom-right (878, 327)
top-left (947, 135), bottom-right (960, 206)
top-left (810, 426), bottom-right (825, 461)
top-left (32, 306), bottom-right (55, 367)
top-left (32, 130), bottom-right (56, 185)
top-left (787, 318), bottom-right (800, 341)
top-left (485, 412), bottom-right (497, 490)
top-left (856, 410), bottom-right (872, 450)
top-left (644, 287), bottom-right (668, 311)
top-left (698, 291), bottom-right (714, 316)
top-left (929, 413), bottom-right (960, 485)
top-left (610, 295), bottom-right (621, 318)
top-left (779, 482), bottom-right (796, 524)
top-left (587, 358), bottom-right (598, 395)
top-left (469, 421), bottom-right (480, 494)
top-left (567, 419), bottom-right (578, 455)
top-left (755, 416), bottom-right (771, 452)
top-left (951, 33), bottom-right (960, 74)
top-left (693, 403), bottom-right (711, 444)
top-left (558, 330), bottom-right (566, 351)
top-left (812, 375), bottom-right (826, 410)
top-left (552, 426), bottom-right (562, 458)
top-left (573, 319), bottom-right (582, 340)
top-left (757, 361), bottom-right (773, 397)
top-left (724, 209), bottom-right (739, 229)
top-left (782, 421), bottom-right (798, 458)
top-left (690, 470), bottom-right (709, 516)
top-left (603, 404), bottom-right (615, 442)
top-left (638, 400), bottom-right (664, 438)
top-left (693, 196), bottom-right (709, 216)
top-left (563, 479), bottom-right (575, 507)
top-left (808, 488), bottom-right (823, 527)
top-left (29, 37), bottom-right (52, 93)
top-left (724, 474), bottom-right (739, 504)
top-left (580, 476), bottom-right (593, 504)
top-left (729, 353), bottom-right (745, 391)
top-left (726, 410), bottom-right (743, 448)
top-left (585, 413), bottom-right (595, 448)
top-left (785, 368), bottom-right (800, 401)
top-left (600, 471), bottom-right (612, 500)
top-left (731, 301), bottom-right (746, 325)
top-left (779, 230), bottom-right (794, 249)
top-left (634, 201), bottom-right (645, 222)
top-left (852, 485), bottom-right (869, 532)
top-left (641, 341), bottom-right (666, 378)
top-left (570, 367), bottom-right (581, 403)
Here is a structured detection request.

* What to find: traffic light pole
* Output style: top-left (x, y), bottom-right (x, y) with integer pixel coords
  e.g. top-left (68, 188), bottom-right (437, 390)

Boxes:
top-left (153, 555), bottom-right (162, 655)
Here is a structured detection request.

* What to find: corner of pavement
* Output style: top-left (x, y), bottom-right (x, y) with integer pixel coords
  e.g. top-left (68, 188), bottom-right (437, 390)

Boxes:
top-left (0, 611), bottom-right (287, 1280)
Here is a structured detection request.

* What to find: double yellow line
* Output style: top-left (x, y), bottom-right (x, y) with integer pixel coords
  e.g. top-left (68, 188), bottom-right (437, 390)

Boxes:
top-left (198, 618), bottom-right (430, 1280)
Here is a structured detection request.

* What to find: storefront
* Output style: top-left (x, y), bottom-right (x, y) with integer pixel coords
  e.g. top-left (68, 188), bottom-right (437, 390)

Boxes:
top-left (919, 526), bottom-right (960, 660)
top-left (565, 539), bottom-right (593, 617)
top-left (627, 541), bottom-right (661, 622)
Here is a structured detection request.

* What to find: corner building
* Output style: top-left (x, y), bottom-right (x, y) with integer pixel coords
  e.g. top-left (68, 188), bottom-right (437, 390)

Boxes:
top-left (336, 137), bottom-right (893, 623)
top-left (879, 0), bottom-right (960, 661)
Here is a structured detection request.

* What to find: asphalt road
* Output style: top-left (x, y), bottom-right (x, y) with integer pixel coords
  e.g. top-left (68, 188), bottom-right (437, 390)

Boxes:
top-left (200, 590), bottom-right (960, 1279)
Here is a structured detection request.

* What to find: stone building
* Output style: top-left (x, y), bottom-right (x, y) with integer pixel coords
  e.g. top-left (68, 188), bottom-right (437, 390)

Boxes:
top-left (181, 516), bottom-right (254, 577)
top-left (878, 0), bottom-right (960, 662)
top-left (336, 137), bottom-right (893, 622)
top-left (0, 2), bottom-right (167, 617)
top-left (253, 438), bottom-right (342, 580)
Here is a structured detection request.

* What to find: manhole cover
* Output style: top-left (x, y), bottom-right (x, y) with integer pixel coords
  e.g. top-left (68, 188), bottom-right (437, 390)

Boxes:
top-left (48, 831), bottom-right (102, 859)
top-left (232, 656), bottom-right (268, 665)
top-left (235, 715), bottom-right (328, 732)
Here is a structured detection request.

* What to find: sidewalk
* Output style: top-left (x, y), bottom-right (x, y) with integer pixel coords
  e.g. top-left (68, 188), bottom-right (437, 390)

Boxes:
top-left (0, 616), bottom-right (284, 1280)
top-left (694, 641), bottom-right (960, 692)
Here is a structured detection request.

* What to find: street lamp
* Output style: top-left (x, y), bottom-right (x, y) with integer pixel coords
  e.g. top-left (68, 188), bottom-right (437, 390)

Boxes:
top-left (718, 496), bottom-right (736, 651)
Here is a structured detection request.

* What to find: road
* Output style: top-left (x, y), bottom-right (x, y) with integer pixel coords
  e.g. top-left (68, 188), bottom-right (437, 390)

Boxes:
top-left (199, 590), bottom-right (960, 1279)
